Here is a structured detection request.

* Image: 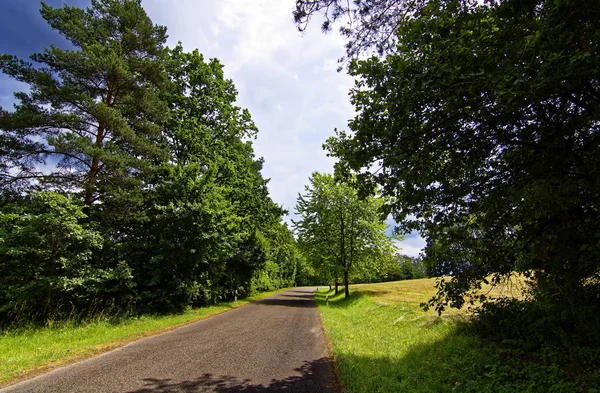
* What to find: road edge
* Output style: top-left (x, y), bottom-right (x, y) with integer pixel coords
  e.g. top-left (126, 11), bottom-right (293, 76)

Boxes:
top-left (0, 288), bottom-right (289, 390)
top-left (313, 288), bottom-right (346, 393)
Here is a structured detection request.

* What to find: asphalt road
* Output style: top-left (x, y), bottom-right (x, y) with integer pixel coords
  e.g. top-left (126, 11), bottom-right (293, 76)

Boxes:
top-left (1, 288), bottom-right (339, 393)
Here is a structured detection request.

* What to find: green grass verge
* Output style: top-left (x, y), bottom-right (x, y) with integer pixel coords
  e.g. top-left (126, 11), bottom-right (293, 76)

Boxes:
top-left (316, 280), bottom-right (588, 393)
top-left (0, 289), bottom-right (283, 386)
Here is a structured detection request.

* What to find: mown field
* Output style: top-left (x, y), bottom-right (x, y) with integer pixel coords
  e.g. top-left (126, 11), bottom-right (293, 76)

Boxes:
top-left (316, 279), bottom-right (593, 393)
top-left (0, 289), bottom-right (282, 386)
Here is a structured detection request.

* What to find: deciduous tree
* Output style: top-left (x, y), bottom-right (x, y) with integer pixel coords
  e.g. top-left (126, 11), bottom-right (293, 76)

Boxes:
top-left (294, 172), bottom-right (395, 297)
top-left (321, 0), bottom-right (600, 317)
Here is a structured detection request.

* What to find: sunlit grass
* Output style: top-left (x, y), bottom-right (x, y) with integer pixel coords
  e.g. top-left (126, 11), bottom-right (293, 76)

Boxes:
top-left (0, 289), bottom-right (282, 386)
top-left (316, 282), bottom-right (483, 392)
top-left (316, 279), bottom-right (583, 393)
top-left (353, 275), bottom-right (528, 309)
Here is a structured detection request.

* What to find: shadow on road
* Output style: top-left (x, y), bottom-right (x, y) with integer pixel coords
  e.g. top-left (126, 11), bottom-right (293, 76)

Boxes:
top-left (278, 293), bottom-right (311, 298)
top-left (126, 357), bottom-right (338, 393)
top-left (254, 297), bottom-right (315, 308)
top-left (285, 289), bottom-right (316, 294)
top-left (250, 291), bottom-right (317, 309)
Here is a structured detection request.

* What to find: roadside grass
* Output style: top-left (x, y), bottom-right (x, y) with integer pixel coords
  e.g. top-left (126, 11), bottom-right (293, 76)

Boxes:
top-left (0, 289), bottom-right (282, 386)
top-left (316, 279), bottom-right (589, 393)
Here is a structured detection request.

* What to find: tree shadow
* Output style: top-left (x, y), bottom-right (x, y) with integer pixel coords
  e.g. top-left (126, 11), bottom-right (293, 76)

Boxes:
top-left (126, 357), bottom-right (339, 393)
top-left (285, 289), bottom-right (316, 294)
top-left (126, 326), bottom-right (593, 392)
top-left (253, 297), bottom-right (316, 308)
top-left (313, 290), bottom-right (366, 309)
top-left (277, 293), bottom-right (314, 299)
top-left (324, 326), bottom-right (592, 393)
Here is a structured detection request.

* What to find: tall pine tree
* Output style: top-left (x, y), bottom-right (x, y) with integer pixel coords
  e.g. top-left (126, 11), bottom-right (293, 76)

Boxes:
top-left (0, 0), bottom-right (169, 206)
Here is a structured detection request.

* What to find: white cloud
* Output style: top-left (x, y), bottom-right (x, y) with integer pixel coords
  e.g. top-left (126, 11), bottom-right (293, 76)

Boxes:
top-left (394, 241), bottom-right (425, 258)
top-left (144, 0), bottom-right (354, 224)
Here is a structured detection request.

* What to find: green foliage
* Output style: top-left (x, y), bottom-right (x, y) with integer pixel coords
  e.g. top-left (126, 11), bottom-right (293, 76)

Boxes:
top-left (316, 285), bottom-right (597, 392)
top-left (0, 192), bottom-right (131, 325)
top-left (294, 172), bottom-right (396, 297)
top-left (0, 0), bottom-right (169, 205)
top-left (294, 253), bottom-right (318, 286)
top-left (352, 253), bottom-right (427, 283)
top-left (472, 297), bottom-right (600, 381)
top-left (299, 0), bottom-right (600, 378)
top-left (385, 254), bottom-right (427, 282)
top-left (251, 261), bottom-right (282, 292)
top-left (0, 0), bottom-right (297, 325)
top-left (323, 0), bottom-right (600, 320)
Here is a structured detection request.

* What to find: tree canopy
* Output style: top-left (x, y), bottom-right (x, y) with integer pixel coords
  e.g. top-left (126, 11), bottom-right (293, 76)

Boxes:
top-left (294, 172), bottom-right (396, 297)
top-left (0, 0), bottom-right (298, 324)
top-left (319, 0), bottom-right (600, 320)
top-left (0, 0), bottom-right (169, 205)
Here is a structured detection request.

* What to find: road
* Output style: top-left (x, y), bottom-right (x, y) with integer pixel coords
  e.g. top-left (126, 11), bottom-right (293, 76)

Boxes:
top-left (1, 288), bottom-right (339, 393)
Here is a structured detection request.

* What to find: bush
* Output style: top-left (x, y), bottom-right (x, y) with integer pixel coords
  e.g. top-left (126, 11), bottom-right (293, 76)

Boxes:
top-left (0, 192), bottom-right (133, 326)
top-left (470, 297), bottom-right (600, 390)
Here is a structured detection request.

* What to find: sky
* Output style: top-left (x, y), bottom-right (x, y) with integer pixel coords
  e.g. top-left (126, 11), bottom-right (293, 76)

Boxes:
top-left (0, 0), bottom-right (426, 257)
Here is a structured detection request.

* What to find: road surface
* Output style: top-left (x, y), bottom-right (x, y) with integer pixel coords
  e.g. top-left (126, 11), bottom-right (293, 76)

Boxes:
top-left (1, 288), bottom-right (339, 393)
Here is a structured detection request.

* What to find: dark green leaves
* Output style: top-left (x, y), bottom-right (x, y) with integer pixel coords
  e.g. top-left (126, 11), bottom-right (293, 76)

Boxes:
top-left (325, 0), bottom-right (600, 314)
top-left (0, 0), bottom-right (295, 324)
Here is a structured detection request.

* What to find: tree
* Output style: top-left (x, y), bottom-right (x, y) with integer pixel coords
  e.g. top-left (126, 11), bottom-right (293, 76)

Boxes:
top-left (0, 0), bottom-right (169, 206)
top-left (116, 45), bottom-right (287, 310)
top-left (294, 0), bottom-right (413, 66)
top-left (294, 172), bottom-right (396, 298)
top-left (0, 0), bottom-right (289, 321)
top-left (0, 192), bottom-right (129, 324)
top-left (321, 0), bottom-right (600, 321)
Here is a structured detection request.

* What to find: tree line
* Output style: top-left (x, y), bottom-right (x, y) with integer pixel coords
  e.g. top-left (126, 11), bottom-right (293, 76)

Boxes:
top-left (0, 0), bottom-right (302, 325)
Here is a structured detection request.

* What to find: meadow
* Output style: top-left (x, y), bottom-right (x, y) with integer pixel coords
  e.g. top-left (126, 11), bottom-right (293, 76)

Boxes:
top-left (316, 279), bottom-right (594, 393)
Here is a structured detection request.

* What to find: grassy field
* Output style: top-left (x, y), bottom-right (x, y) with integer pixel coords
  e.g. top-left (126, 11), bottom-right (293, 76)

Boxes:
top-left (0, 289), bottom-right (282, 386)
top-left (316, 279), bottom-right (587, 393)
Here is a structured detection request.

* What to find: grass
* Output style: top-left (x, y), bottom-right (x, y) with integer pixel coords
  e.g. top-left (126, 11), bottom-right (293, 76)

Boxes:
top-left (316, 279), bottom-right (588, 393)
top-left (0, 289), bottom-right (282, 386)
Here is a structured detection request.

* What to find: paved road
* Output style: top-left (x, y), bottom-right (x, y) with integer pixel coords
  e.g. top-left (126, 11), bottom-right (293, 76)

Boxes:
top-left (1, 288), bottom-right (338, 393)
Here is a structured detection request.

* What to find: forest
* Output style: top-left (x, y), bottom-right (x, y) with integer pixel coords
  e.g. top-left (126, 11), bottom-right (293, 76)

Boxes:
top-left (296, 0), bottom-right (600, 388)
top-left (0, 0), bottom-right (300, 325)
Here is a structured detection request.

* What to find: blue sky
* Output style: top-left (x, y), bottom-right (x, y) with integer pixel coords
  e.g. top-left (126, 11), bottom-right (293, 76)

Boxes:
top-left (0, 0), bottom-right (426, 257)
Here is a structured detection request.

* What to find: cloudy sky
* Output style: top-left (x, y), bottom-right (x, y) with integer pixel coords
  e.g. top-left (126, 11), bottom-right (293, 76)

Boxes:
top-left (0, 0), bottom-right (425, 256)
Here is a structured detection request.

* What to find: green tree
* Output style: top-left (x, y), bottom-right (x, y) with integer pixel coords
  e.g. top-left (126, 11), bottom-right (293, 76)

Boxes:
top-left (320, 0), bottom-right (600, 320)
top-left (0, 0), bottom-right (169, 207)
top-left (294, 172), bottom-right (396, 298)
top-left (262, 222), bottom-right (300, 288)
top-left (0, 192), bottom-right (131, 325)
top-left (117, 45), bottom-right (287, 310)
top-left (0, 0), bottom-right (171, 321)
top-left (0, 1), bottom-right (287, 320)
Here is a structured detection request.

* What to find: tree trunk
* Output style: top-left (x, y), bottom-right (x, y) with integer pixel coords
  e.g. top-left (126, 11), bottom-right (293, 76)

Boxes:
top-left (335, 279), bottom-right (339, 295)
top-left (85, 79), bottom-right (114, 206)
top-left (344, 269), bottom-right (350, 298)
top-left (338, 215), bottom-right (345, 298)
top-left (346, 221), bottom-right (353, 299)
